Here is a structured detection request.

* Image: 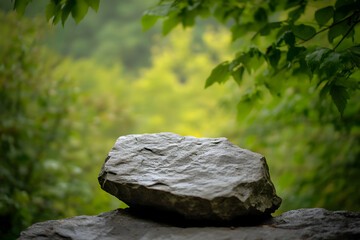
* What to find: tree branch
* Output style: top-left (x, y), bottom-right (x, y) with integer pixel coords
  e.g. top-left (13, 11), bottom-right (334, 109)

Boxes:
top-left (298, 12), bottom-right (357, 45)
top-left (333, 20), bottom-right (360, 50)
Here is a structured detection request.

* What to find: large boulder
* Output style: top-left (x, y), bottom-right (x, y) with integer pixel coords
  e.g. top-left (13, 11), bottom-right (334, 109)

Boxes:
top-left (98, 133), bottom-right (281, 221)
top-left (19, 208), bottom-right (360, 240)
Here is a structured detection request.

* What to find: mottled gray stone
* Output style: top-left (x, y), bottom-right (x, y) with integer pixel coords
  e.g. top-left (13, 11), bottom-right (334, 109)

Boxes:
top-left (98, 133), bottom-right (281, 221)
top-left (19, 208), bottom-right (360, 240)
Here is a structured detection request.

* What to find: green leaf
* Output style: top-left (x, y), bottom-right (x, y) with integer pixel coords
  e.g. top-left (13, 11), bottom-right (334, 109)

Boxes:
top-left (198, 6), bottom-right (211, 18)
top-left (145, 2), bottom-right (176, 17)
top-left (141, 15), bottom-right (159, 31)
top-left (85, 0), bottom-right (99, 12)
top-left (335, 0), bottom-right (356, 8)
top-left (320, 81), bottom-right (331, 99)
top-left (231, 23), bottom-right (251, 41)
top-left (334, 77), bottom-right (360, 89)
top-left (236, 88), bottom-right (263, 119)
top-left (234, 48), bottom-right (264, 74)
top-left (237, 98), bottom-right (253, 119)
top-left (305, 47), bottom-right (329, 72)
top-left (181, 9), bottom-right (196, 28)
top-left (330, 84), bottom-right (350, 116)
top-left (291, 24), bottom-right (316, 40)
top-left (214, 5), bottom-right (243, 24)
top-left (61, 0), bottom-right (75, 26)
top-left (343, 44), bottom-right (360, 67)
top-left (205, 61), bottom-right (230, 88)
top-left (258, 22), bottom-right (282, 36)
top-left (277, 31), bottom-right (295, 46)
top-left (285, 0), bottom-right (303, 9)
top-left (45, 0), bottom-right (57, 21)
top-left (315, 6), bottom-right (334, 26)
top-left (14, 0), bottom-right (31, 17)
top-left (287, 46), bottom-right (305, 61)
top-left (288, 5), bottom-right (305, 22)
top-left (334, 0), bottom-right (357, 21)
top-left (162, 15), bottom-right (181, 36)
top-left (320, 51), bottom-right (341, 76)
top-left (266, 47), bottom-right (281, 68)
top-left (231, 66), bottom-right (245, 86)
top-left (53, 11), bottom-right (61, 25)
top-left (71, 0), bottom-right (89, 24)
top-left (254, 7), bottom-right (268, 22)
top-left (328, 21), bottom-right (351, 43)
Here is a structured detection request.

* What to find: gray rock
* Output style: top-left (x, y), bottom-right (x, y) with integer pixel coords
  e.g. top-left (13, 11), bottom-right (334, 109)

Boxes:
top-left (19, 208), bottom-right (360, 240)
top-left (98, 133), bottom-right (281, 221)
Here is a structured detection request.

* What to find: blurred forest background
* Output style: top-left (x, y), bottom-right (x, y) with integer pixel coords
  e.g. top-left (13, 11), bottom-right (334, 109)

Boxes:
top-left (1, 0), bottom-right (359, 239)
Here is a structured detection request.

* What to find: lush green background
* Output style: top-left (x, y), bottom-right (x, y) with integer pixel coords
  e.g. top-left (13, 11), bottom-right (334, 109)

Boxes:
top-left (1, 0), bottom-right (359, 239)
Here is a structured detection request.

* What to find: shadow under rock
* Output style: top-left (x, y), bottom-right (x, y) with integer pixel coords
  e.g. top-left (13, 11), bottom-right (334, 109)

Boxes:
top-left (122, 206), bottom-right (273, 228)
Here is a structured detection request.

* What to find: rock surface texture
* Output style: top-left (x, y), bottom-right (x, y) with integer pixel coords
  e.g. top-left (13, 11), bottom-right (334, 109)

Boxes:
top-left (98, 133), bottom-right (281, 221)
top-left (19, 208), bottom-right (360, 240)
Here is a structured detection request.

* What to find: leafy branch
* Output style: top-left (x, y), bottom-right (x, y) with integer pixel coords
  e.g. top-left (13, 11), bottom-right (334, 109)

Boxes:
top-left (334, 19), bottom-right (360, 50)
top-left (298, 11), bottom-right (359, 45)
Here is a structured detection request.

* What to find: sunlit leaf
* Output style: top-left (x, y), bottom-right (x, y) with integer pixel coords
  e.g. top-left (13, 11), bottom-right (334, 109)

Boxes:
top-left (71, 0), bottom-right (89, 24)
top-left (162, 15), bottom-right (180, 36)
top-left (141, 15), bottom-right (159, 31)
top-left (14, 0), bottom-right (31, 17)
top-left (85, 0), bottom-right (100, 12)
top-left (45, 0), bottom-right (57, 21)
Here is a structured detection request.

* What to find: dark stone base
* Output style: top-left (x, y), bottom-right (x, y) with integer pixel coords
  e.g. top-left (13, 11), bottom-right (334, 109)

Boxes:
top-left (19, 208), bottom-right (360, 240)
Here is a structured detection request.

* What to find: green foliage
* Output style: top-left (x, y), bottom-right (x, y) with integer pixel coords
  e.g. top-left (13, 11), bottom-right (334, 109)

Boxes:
top-left (5, 0), bottom-right (360, 236)
top-left (0, 10), bottom-right (237, 238)
top-left (142, 0), bottom-right (360, 214)
top-left (13, 0), bottom-right (99, 25)
top-left (143, 0), bottom-right (360, 116)
top-left (0, 12), bottom-right (91, 239)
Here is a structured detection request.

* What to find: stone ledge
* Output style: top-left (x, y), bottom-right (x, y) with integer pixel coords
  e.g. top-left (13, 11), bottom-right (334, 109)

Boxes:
top-left (19, 208), bottom-right (360, 240)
